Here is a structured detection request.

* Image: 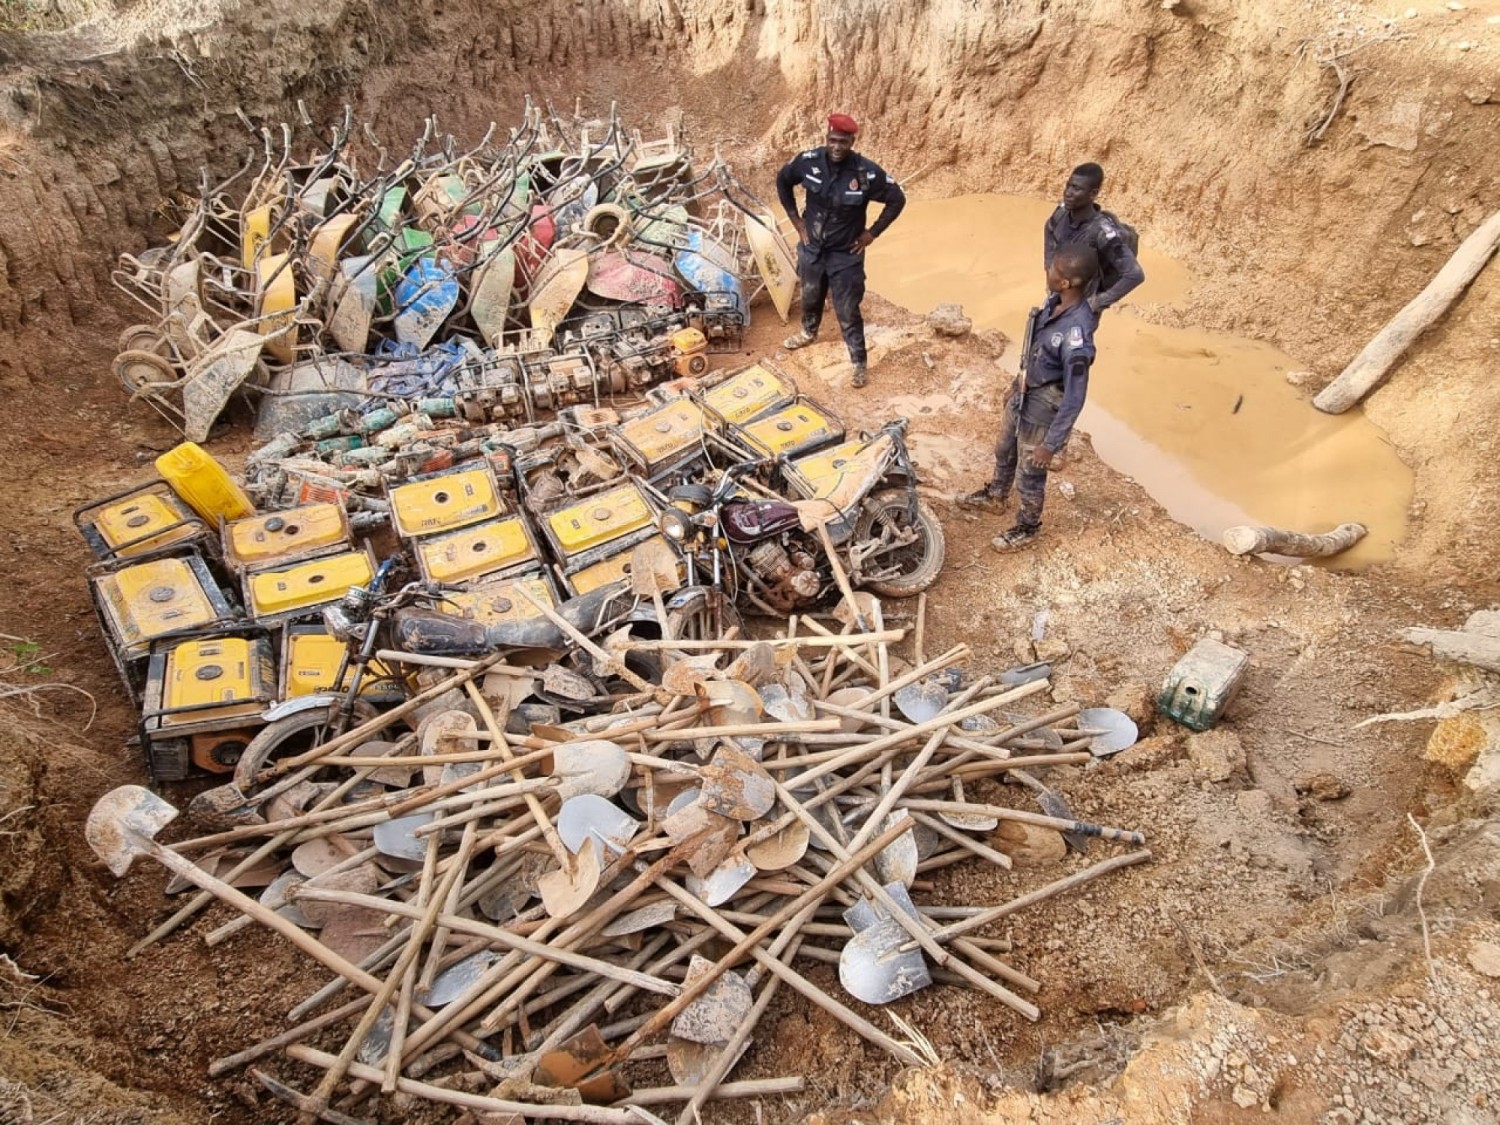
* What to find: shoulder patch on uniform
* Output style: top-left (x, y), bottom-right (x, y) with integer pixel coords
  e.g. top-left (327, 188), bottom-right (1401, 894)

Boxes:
top-left (885, 174), bottom-right (897, 184)
top-left (1050, 332), bottom-right (1064, 347)
top-left (1100, 224), bottom-right (1118, 241)
top-left (1067, 326), bottom-right (1086, 347)
top-left (801, 149), bottom-right (817, 158)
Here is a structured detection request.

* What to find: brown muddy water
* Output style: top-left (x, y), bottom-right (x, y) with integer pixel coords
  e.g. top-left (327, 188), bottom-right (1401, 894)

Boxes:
top-left (865, 193), bottom-right (1413, 567)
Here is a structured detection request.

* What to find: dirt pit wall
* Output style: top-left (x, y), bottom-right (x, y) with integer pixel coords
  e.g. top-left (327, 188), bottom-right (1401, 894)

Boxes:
top-left (0, 0), bottom-right (1496, 582)
top-left (0, 1), bottom-right (1494, 1121)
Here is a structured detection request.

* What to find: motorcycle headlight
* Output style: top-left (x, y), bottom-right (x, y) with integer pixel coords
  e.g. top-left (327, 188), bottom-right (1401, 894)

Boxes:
top-left (659, 508), bottom-right (693, 542)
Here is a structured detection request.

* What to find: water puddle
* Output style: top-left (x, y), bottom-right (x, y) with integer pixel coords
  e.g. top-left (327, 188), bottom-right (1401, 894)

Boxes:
top-left (866, 193), bottom-right (1413, 566)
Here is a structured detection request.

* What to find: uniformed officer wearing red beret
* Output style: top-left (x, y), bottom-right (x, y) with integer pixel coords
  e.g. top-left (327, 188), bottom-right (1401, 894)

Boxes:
top-left (775, 114), bottom-right (906, 388)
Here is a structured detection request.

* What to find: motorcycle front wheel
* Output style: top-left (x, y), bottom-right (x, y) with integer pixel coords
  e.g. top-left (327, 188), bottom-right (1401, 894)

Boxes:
top-left (853, 488), bottom-right (947, 598)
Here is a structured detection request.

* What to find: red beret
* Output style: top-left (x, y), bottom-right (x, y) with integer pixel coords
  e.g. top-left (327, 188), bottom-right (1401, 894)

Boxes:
top-left (827, 113), bottom-right (859, 136)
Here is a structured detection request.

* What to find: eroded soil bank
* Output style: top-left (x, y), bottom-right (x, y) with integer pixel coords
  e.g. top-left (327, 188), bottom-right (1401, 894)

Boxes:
top-left (0, 1), bottom-right (1497, 1121)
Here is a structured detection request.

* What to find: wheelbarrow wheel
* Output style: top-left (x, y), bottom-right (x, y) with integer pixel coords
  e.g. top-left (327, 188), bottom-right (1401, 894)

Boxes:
top-left (118, 323), bottom-right (168, 356)
top-left (113, 349), bottom-right (179, 398)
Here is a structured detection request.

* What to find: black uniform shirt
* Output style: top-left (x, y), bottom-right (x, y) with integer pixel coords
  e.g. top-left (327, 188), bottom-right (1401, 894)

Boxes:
top-left (1025, 293), bottom-right (1099, 452)
top-left (1043, 204), bottom-right (1145, 311)
top-left (776, 148), bottom-right (907, 255)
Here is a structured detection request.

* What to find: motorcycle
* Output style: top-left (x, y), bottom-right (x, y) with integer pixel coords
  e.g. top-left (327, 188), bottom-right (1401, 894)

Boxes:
top-left (656, 417), bottom-right (945, 618)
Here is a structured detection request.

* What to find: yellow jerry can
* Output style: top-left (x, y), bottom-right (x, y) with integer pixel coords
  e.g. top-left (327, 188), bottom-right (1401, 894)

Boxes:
top-left (223, 502), bottom-right (351, 573)
top-left (93, 555), bottom-right (233, 658)
top-left (389, 465), bottom-right (504, 538)
top-left (702, 361), bottom-right (797, 424)
top-left (245, 548), bottom-right (375, 622)
top-left (545, 482), bottom-right (655, 562)
top-left (612, 398), bottom-right (710, 476)
top-left (155, 441), bottom-right (256, 523)
top-left (416, 516), bottom-right (539, 585)
top-left (436, 575), bottom-right (556, 627)
top-left (565, 535), bottom-right (680, 596)
top-left (739, 399), bottom-right (844, 459)
top-left (280, 625), bottom-right (402, 701)
top-left (77, 485), bottom-right (205, 563)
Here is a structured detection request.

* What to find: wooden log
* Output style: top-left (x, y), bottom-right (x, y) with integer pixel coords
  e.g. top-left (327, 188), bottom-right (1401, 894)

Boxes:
top-left (1221, 522), bottom-right (1367, 558)
top-left (1314, 208), bottom-right (1500, 413)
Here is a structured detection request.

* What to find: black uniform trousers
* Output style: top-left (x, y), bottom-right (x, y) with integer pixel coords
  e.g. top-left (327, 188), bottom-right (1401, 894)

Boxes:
top-left (798, 245), bottom-right (867, 365)
top-left (988, 380), bottom-right (1065, 531)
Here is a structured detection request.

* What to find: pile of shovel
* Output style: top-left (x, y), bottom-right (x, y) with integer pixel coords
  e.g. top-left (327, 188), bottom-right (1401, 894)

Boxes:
top-left (87, 600), bottom-right (1151, 1122)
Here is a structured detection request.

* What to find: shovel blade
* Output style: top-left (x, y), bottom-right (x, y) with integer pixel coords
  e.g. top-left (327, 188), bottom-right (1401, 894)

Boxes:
top-left (87, 785), bottom-right (177, 876)
top-left (538, 840), bottom-right (601, 919)
top-left (535, 1024), bottom-right (631, 1103)
top-left (670, 955), bottom-right (753, 1045)
top-left (745, 821), bottom-right (810, 871)
top-left (700, 745), bottom-right (775, 821)
top-left (684, 852), bottom-right (757, 906)
top-left (893, 679), bottom-right (947, 724)
top-left (557, 794), bottom-right (641, 856)
top-left (630, 538), bottom-right (683, 596)
top-left (550, 739), bottom-right (631, 800)
top-left (666, 1036), bottom-right (751, 1088)
top-left (838, 883), bottom-right (932, 1005)
top-left (186, 782), bottom-right (263, 831)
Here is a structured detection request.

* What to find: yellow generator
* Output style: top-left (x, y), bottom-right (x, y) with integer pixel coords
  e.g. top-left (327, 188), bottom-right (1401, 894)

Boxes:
top-left (542, 480), bottom-right (658, 583)
top-left (414, 515), bottom-right (542, 586)
top-left (388, 463), bottom-right (506, 540)
top-left (563, 534), bottom-right (682, 597)
top-left (699, 360), bottom-right (797, 426)
top-left (89, 552), bottom-right (236, 698)
top-left (433, 573), bottom-right (558, 629)
top-left (74, 480), bottom-right (213, 567)
top-left (280, 624), bottom-right (405, 704)
top-left (607, 397), bottom-right (715, 481)
top-left (736, 397), bottom-right (845, 460)
top-left (223, 502), bottom-right (352, 575)
top-left (138, 629), bottom-right (276, 781)
top-left (243, 544), bottom-right (376, 626)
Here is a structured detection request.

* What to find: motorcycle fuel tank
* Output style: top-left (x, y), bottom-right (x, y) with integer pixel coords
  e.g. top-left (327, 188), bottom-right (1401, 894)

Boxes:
top-left (722, 499), bottom-right (803, 545)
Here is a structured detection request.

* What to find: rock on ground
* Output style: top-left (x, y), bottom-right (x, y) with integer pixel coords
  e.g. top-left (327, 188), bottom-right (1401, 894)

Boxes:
top-left (1187, 729), bottom-right (1246, 783)
top-left (926, 302), bottom-right (973, 337)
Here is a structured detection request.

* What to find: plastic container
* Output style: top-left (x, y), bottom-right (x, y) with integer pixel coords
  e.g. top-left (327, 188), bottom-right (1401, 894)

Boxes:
top-left (1158, 638), bottom-right (1251, 731)
top-left (155, 442), bottom-right (255, 523)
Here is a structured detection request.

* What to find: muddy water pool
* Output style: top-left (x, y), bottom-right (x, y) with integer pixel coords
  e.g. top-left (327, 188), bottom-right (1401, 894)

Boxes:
top-left (865, 194), bottom-right (1412, 566)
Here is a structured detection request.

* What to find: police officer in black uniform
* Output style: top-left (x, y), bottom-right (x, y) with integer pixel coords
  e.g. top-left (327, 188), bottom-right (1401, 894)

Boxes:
top-left (1043, 162), bottom-right (1144, 314)
top-left (775, 114), bottom-right (906, 388)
